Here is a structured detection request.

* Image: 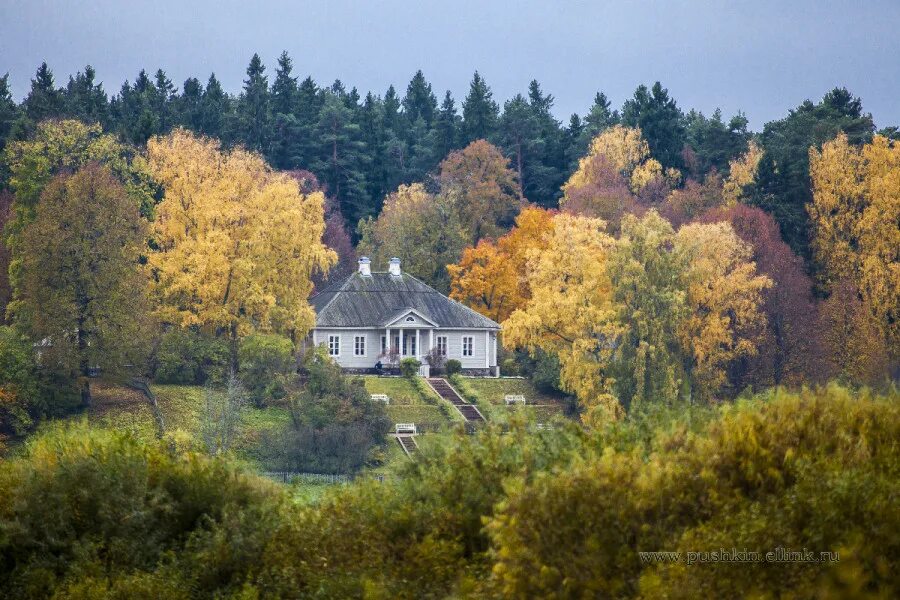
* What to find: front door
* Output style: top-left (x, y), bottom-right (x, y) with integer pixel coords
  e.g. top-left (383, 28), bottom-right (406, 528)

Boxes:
top-left (400, 331), bottom-right (417, 356)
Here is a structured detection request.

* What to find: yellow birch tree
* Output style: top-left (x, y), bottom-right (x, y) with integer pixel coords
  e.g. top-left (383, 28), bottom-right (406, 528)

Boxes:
top-left (146, 129), bottom-right (335, 365)
top-left (503, 213), bottom-right (621, 425)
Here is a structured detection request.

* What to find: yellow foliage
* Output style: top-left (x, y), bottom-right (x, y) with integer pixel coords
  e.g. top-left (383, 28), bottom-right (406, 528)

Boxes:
top-left (504, 209), bottom-right (770, 417)
top-left (503, 213), bottom-right (621, 425)
top-left (722, 140), bottom-right (762, 204)
top-left (146, 129), bottom-right (335, 340)
top-left (675, 222), bottom-right (772, 400)
top-left (563, 125), bottom-right (666, 199)
top-left (629, 158), bottom-right (663, 192)
top-left (809, 133), bottom-right (900, 352)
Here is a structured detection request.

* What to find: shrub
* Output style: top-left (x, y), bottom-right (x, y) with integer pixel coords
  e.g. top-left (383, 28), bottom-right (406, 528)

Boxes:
top-left (0, 422), bottom-right (283, 598)
top-left (424, 346), bottom-right (446, 370)
top-left (445, 359), bottom-right (462, 376)
top-left (487, 385), bottom-right (900, 598)
top-left (399, 357), bottom-right (422, 379)
top-left (501, 357), bottom-right (520, 376)
top-left (0, 327), bottom-right (43, 436)
top-left (238, 333), bottom-right (295, 406)
top-left (257, 347), bottom-right (390, 473)
top-left (153, 328), bottom-right (229, 385)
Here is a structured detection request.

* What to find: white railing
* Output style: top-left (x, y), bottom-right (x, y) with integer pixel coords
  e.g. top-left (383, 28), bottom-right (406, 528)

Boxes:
top-left (504, 394), bottom-right (527, 405)
top-left (395, 422), bottom-right (417, 435)
top-left (370, 393), bottom-right (390, 404)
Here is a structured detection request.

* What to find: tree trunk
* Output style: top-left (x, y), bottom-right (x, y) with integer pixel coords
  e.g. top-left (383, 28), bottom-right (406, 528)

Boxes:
top-left (230, 322), bottom-right (239, 374)
top-left (80, 377), bottom-right (92, 408)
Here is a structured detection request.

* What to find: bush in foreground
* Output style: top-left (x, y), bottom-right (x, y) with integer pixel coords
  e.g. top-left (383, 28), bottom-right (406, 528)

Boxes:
top-left (0, 384), bottom-right (897, 598)
top-left (0, 422), bottom-right (282, 598)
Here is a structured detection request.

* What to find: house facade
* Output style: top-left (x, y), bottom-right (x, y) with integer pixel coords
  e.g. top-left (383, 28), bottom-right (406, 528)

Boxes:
top-left (310, 257), bottom-right (500, 376)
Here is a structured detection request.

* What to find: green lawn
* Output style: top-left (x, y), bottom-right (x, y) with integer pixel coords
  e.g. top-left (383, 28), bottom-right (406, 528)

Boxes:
top-left (460, 377), bottom-right (563, 405)
top-left (453, 377), bottom-right (569, 424)
top-left (70, 376), bottom-right (558, 485)
top-left (361, 375), bottom-right (437, 405)
top-left (362, 375), bottom-right (458, 429)
top-left (89, 381), bottom-right (158, 441)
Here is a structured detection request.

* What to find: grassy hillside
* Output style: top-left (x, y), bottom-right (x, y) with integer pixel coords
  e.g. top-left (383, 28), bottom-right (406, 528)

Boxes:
top-left (453, 376), bottom-right (570, 423)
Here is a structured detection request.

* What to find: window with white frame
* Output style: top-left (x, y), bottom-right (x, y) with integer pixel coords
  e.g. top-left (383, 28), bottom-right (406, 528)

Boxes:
top-left (410, 335), bottom-right (416, 356)
top-left (328, 335), bottom-right (340, 357)
top-left (354, 335), bottom-right (366, 356)
top-left (436, 335), bottom-right (448, 357)
top-left (462, 336), bottom-right (474, 357)
top-left (380, 335), bottom-right (387, 353)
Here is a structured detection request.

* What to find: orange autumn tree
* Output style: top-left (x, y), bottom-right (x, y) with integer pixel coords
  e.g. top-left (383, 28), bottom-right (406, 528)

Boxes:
top-left (448, 207), bottom-right (555, 323)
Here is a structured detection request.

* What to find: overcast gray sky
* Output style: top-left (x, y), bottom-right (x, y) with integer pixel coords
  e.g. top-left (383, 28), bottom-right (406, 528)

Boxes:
top-left (1, 0), bottom-right (898, 130)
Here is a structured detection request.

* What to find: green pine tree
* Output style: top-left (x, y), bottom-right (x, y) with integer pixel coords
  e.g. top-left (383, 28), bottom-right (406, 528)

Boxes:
top-left (237, 53), bottom-right (271, 153)
top-left (462, 71), bottom-right (498, 144)
top-left (177, 77), bottom-right (204, 131)
top-left (314, 90), bottom-right (369, 226)
top-left (63, 65), bottom-right (108, 124)
top-left (0, 73), bottom-right (21, 156)
top-left (622, 82), bottom-right (685, 171)
top-left (402, 70), bottom-right (437, 126)
top-left (198, 73), bottom-right (230, 140)
top-left (23, 62), bottom-right (63, 123)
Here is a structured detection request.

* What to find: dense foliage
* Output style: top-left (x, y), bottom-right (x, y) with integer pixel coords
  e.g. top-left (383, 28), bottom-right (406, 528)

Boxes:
top-left (0, 385), bottom-right (896, 598)
top-left (256, 347), bottom-right (390, 474)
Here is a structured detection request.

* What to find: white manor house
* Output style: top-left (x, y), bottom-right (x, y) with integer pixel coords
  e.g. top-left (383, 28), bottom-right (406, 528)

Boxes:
top-left (310, 257), bottom-right (500, 376)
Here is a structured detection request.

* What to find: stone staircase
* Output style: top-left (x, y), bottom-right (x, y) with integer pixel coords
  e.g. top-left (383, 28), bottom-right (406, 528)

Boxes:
top-left (426, 378), bottom-right (486, 423)
top-left (396, 435), bottom-right (419, 457)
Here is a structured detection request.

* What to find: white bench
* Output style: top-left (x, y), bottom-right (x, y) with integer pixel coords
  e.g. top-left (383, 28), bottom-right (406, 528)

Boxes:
top-left (370, 393), bottom-right (390, 404)
top-left (504, 394), bottom-right (527, 405)
top-left (395, 423), bottom-right (417, 435)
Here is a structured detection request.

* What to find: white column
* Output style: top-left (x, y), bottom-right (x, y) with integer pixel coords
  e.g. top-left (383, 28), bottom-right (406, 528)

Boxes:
top-left (492, 333), bottom-right (498, 370)
top-left (485, 330), bottom-right (490, 368)
top-left (429, 329), bottom-right (434, 354)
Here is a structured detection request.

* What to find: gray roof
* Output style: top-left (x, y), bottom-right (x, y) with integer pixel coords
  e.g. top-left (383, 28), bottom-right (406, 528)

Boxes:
top-left (311, 272), bottom-right (500, 329)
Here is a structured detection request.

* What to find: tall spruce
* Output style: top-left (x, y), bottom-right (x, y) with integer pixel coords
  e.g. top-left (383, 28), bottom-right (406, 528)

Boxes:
top-left (199, 73), bottom-right (229, 140)
top-left (462, 71), bottom-right (498, 144)
top-left (570, 91), bottom-right (618, 166)
top-left (526, 80), bottom-right (564, 206)
top-left (292, 76), bottom-right (322, 168)
top-left (430, 91), bottom-right (461, 164)
top-left (622, 82), bottom-right (685, 171)
top-left (498, 94), bottom-right (539, 200)
top-left (177, 77), bottom-right (204, 131)
top-left (270, 51), bottom-right (300, 169)
top-left (402, 70), bottom-right (437, 126)
top-left (314, 90), bottom-right (369, 226)
top-left (237, 53), bottom-right (270, 153)
top-left (0, 74), bottom-right (21, 156)
top-left (153, 69), bottom-right (177, 131)
top-left (23, 62), bottom-right (63, 123)
top-left (63, 65), bottom-right (107, 124)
